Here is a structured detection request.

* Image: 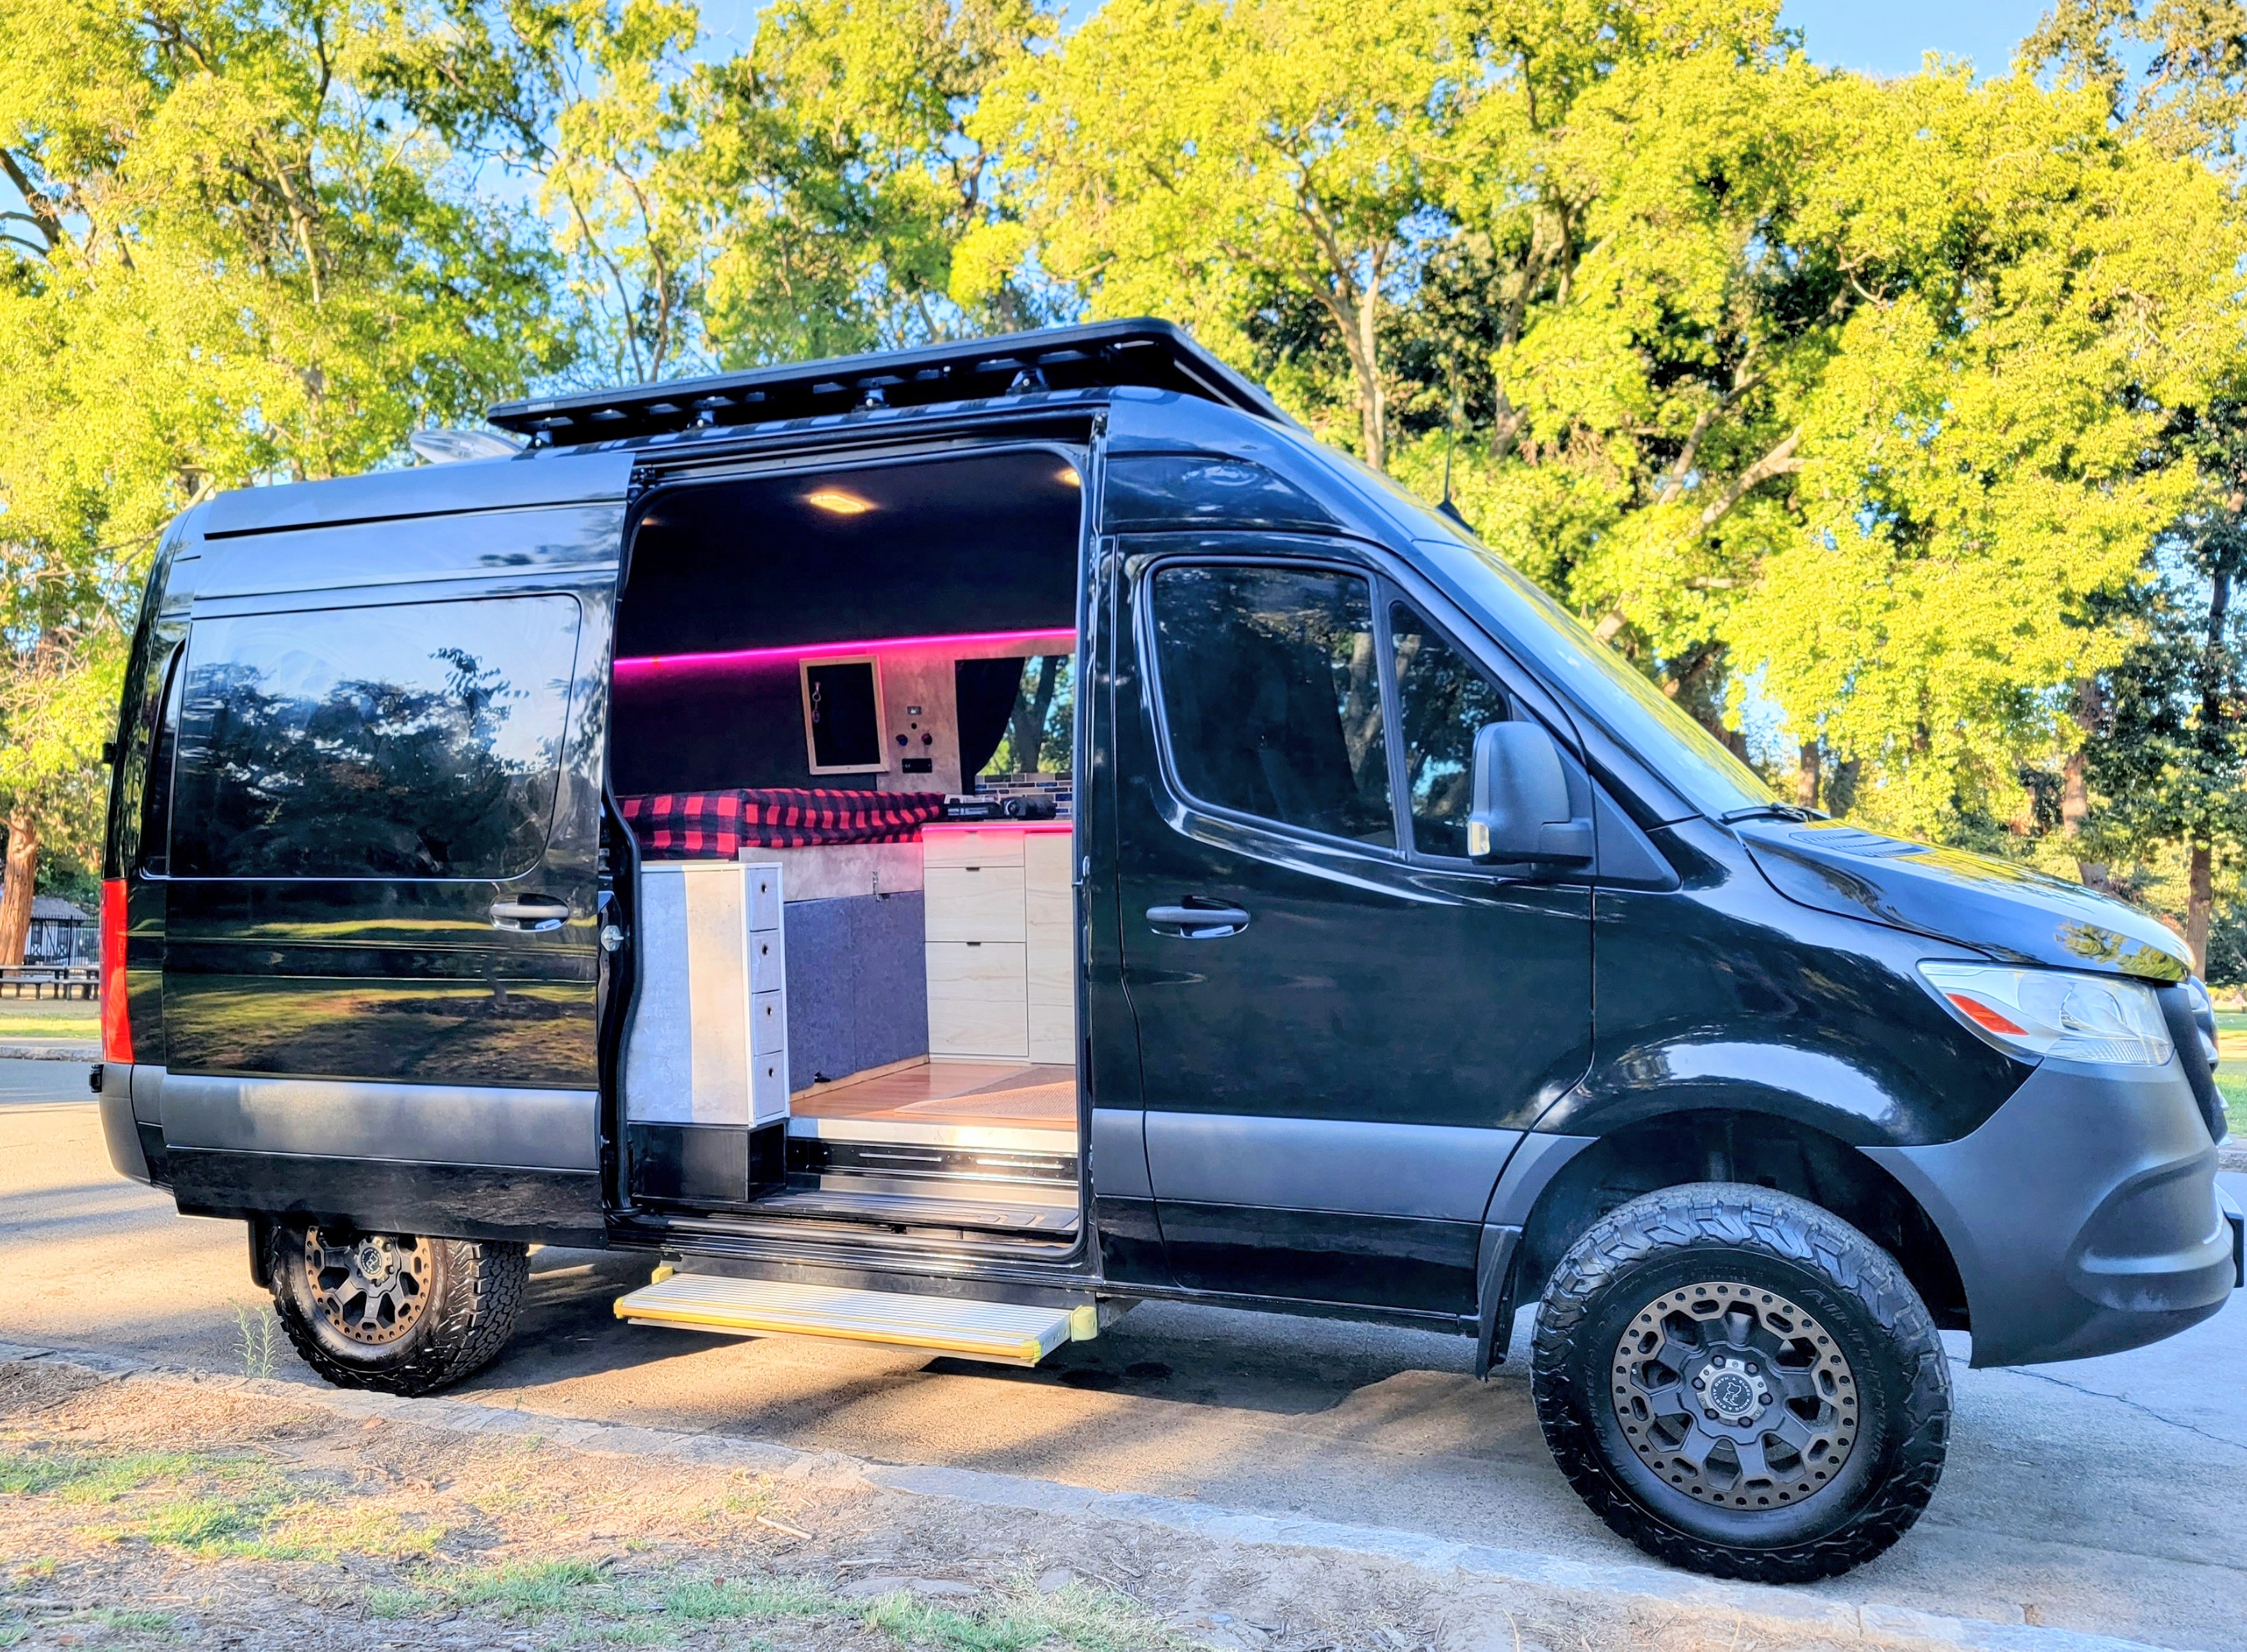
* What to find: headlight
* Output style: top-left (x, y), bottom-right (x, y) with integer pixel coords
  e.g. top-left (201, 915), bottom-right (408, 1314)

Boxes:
top-left (1917, 963), bottom-right (2175, 1067)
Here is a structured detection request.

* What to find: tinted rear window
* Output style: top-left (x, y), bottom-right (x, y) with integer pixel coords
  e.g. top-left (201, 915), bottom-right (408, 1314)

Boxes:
top-left (169, 596), bottom-right (583, 879)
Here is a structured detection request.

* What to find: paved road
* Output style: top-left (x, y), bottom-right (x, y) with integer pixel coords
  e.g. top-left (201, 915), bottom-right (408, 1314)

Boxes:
top-left (4, 1060), bottom-right (2242, 1651)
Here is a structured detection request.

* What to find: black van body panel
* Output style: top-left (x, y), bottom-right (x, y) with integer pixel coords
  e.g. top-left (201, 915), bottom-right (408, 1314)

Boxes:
top-left (112, 488), bottom-right (624, 1250)
top-left (166, 1148), bottom-right (606, 1247)
top-left (1737, 815), bottom-right (2194, 983)
top-left (1545, 818), bottom-right (2027, 1148)
top-left (199, 448), bottom-right (634, 538)
top-left (192, 502), bottom-right (624, 600)
top-left (1085, 521), bottom-right (1168, 1289)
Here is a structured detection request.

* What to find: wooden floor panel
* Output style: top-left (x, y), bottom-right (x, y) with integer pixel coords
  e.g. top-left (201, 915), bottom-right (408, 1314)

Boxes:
top-left (791, 1058), bottom-right (1075, 1133)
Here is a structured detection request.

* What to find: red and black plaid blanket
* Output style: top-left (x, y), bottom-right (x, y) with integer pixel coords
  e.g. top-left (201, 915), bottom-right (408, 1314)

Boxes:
top-left (619, 788), bottom-right (947, 857)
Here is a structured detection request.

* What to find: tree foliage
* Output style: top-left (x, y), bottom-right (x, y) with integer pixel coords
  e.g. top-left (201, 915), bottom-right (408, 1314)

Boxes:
top-left (4, 0), bottom-right (2246, 970)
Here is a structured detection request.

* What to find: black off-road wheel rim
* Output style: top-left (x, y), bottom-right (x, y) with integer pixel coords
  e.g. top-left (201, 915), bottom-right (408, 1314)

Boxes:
top-left (303, 1228), bottom-right (433, 1347)
top-left (1610, 1278), bottom-right (1860, 1512)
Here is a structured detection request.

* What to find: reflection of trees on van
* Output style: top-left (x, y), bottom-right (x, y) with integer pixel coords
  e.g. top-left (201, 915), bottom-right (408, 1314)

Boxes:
top-left (1391, 606), bottom-right (1509, 858)
top-left (169, 599), bottom-right (581, 880)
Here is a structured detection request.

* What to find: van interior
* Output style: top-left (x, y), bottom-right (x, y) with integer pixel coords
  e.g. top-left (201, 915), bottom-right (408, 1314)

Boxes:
top-left (608, 446), bottom-right (1087, 1250)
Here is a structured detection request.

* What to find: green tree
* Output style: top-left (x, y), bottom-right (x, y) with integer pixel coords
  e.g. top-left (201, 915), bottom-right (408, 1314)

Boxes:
top-left (2027, 0), bottom-right (2247, 964)
top-left (701, 0), bottom-right (1061, 363)
top-left (370, 0), bottom-right (715, 382)
top-left (0, 0), bottom-right (568, 961)
top-left (2079, 437), bottom-right (2247, 972)
top-left (979, 0), bottom-right (1457, 469)
top-left (1390, 27), bottom-right (2236, 841)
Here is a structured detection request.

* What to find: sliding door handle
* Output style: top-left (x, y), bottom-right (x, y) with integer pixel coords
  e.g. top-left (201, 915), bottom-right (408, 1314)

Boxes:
top-left (491, 896), bottom-right (571, 932)
top-left (1146, 903), bottom-right (1251, 939)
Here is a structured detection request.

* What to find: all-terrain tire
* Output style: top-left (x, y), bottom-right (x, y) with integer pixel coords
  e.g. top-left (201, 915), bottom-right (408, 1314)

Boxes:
top-left (266, 1222), bottom-right (529, 1396)
top-left (1531, 1183), bottom-right (1949, 1583)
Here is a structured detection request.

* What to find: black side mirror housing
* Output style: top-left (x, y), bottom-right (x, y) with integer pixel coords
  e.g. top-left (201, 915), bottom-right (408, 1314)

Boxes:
top-left (1466, 722), bottom-right (1594, 865)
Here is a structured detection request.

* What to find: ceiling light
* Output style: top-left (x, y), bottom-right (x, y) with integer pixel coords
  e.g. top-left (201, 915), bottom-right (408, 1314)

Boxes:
top-left (805, 489), bottom-right (873, 515)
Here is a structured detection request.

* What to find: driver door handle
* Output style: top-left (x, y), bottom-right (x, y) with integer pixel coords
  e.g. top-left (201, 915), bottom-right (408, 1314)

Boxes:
top-left (491, 895), bottom-right (571, 932)
top-left (1146, 902), bottom-right (1251, 939)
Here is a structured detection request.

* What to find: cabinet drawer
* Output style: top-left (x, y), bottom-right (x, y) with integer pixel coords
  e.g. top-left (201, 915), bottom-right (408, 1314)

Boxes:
top-left (752, 1053), bottom-right (789, 1122)
top-left (925, 864), bottom-right (1025, 941)
top-left (741, 862), bottom-right (783, 932)
top-left (928, 941), bottom-right (1028, 1059)
top-left (922, 828), bottom-right (1026, 870)
top-left (749, 931), bottom-right (784, 994)
top-left (750, 990), bottom-right (786, 1057)
top-left (932, 1001), bottom-right (1029, 1060)
top-left (925, 940), bottom-right (1026, 994)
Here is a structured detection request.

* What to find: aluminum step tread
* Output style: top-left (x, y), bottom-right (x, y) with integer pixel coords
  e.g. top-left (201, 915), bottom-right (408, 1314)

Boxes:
top-left (758, 1186), bottom-right (1080, 1232)
top-left (613, 1274), bottom-right (1083, 1364)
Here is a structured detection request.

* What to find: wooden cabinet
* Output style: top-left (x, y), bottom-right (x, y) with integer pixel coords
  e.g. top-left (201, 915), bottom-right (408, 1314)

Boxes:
top-left (1024, 832), bottom-right (1075, 1064)
top-left (625, 859), bottom-right (790, 1127)
top-left (922, 825), bottom-right (1075, 1063)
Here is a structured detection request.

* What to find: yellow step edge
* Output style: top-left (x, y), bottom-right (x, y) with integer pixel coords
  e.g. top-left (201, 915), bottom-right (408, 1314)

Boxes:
top-left (613, 1274), bottom-right (1083, 1367)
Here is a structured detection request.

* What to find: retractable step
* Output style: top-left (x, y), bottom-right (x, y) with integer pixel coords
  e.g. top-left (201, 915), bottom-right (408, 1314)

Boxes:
top-left (613, 1273), bottom-right (1094, 1365)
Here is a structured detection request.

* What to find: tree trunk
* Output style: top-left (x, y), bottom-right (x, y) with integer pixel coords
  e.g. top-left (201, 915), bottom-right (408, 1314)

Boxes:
top-left (2061, 678), bottom-right (2110, 892)
top-left (0, 809), bottom-right (36, 968)
top-left (1007, 656), bottom-right (1061, 774)
top-left (1354, 285), bottom-right (1386, 473)
top-left (1794, 738), bottom-right (1821, 811)
top-left (2188, 839), bottom-right (2214, 978)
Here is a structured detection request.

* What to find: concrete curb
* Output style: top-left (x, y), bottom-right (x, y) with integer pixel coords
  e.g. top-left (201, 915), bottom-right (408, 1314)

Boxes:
top-left (0, 1044), bottom-right (98, 1063)
top-left (2219, 1144), bottom-right (2247, 1174)
top-left (0, 1339), bottom-right (2187, 1652)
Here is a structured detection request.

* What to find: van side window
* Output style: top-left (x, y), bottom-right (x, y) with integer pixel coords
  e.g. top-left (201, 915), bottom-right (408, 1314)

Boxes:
top-left (1391, 603), bottom-right (1509, 859)
top-left (1149, 564), bottom-right (1394, 847)
top-left (169, 595), bottom-right (583, 880)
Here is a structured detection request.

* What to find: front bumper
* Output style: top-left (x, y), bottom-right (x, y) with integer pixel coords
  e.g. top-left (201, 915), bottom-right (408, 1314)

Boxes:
top-left (1866, 1058), bottom-right (2239, 1367)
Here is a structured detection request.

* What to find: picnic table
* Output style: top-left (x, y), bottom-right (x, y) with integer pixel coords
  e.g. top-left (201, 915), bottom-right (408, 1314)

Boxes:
top-left (0, 964), bottom-right (99, 1000)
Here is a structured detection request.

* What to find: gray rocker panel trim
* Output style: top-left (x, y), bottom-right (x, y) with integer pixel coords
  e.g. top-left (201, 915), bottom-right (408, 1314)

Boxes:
top-left (159, 1073), bottom-right (599, 1174)
top-left (1144, 1112), bottom-right (1522, 1222)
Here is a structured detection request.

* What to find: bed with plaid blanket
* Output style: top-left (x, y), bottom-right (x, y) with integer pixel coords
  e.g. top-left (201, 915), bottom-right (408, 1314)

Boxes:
top-left (618, 788), bottom-right (947, 857)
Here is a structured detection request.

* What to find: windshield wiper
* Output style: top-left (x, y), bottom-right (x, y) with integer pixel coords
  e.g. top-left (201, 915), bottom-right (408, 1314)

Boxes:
top-left (1720, 803), bottom-right (1822, 825)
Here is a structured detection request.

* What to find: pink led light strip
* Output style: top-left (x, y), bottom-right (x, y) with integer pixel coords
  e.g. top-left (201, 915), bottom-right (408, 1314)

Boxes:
top-left (613, 627), bottom-right (1077, 677)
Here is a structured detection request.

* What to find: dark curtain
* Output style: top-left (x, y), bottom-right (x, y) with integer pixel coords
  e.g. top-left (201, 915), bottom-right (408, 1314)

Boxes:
top-left (955, 658), bottom-right (1026, 783)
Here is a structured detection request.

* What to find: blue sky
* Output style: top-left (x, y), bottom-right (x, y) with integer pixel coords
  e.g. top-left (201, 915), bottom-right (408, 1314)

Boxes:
top-left (1777, 0), bottom-right (2052, 78)
top-left (701, 1), bottom-right (2057, 80)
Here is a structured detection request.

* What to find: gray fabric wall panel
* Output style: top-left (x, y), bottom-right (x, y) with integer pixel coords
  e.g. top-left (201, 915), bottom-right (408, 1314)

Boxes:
top-left (785, 891), bottom-right (929, 1084)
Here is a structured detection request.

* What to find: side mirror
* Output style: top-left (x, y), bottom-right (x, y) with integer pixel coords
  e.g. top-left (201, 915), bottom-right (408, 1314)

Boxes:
top-left (1466, 722), bottom-right (1594, 865)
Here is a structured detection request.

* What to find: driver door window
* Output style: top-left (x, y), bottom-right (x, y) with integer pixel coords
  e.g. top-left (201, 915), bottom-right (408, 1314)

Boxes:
top-left (1148, 563), bottom-right (1394, 847)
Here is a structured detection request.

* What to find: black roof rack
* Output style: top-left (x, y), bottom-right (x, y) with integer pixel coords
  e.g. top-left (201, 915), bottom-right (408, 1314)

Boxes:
top-left (487, 318), bottom-right (1294, 448)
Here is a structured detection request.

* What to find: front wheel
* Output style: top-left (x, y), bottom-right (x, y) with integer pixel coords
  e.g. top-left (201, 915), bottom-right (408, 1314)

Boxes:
top-left (1531, 1183), bottom-right (1950, 1582)
top-left (266, 1222), bottom-right (528, 1396)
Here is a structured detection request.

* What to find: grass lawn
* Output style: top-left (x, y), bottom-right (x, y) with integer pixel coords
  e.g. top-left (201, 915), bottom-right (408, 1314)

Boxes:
top-left (0, 995), bottom-right (99, 1041)
top-left (2218, 1010), bottom-right (2247, 1141)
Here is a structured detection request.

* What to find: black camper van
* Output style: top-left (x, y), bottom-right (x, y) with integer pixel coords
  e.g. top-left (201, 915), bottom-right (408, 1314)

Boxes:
top-left (97, 321), bottom-right (2241, 1583)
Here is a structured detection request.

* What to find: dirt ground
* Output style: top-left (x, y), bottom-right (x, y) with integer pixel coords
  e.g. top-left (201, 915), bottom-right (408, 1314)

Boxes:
top-left (0, 1356), bottom-right (1997, 1652)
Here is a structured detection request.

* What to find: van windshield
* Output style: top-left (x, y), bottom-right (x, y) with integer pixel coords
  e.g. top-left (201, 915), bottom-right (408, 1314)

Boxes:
top-left (1334, 458), bottom-right (1776, 818)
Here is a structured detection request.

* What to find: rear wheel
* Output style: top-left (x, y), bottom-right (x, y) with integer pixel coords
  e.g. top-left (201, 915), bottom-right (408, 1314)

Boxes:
top-left (1531, 1183), bottom-right (1949, 1582)
top-left (266, 1222), bottom-right (528, 1396)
